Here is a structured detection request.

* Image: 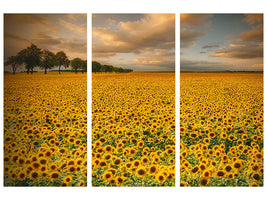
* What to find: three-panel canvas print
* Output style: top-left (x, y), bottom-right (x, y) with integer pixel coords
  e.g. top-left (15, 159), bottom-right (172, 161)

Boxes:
top-left (3, 13), bottom-right (263, 187)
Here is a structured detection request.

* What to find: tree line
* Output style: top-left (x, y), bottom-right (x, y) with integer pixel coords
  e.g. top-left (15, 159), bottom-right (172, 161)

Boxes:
top-left (92, 61), bottom-right (133, 73)
top-left (4, 44), bottom-right (87, 74)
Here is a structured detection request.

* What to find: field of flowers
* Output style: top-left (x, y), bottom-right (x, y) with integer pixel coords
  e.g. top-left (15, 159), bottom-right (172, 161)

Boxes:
top-left (4, 72), bottom-right (87, 186)
top-left (180, 72), bottom-right (263, 187)
top-left (92, 72), bottom-right (175, 186)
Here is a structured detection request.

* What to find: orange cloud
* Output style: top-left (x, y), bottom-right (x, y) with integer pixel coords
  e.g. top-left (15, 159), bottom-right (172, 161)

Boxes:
top-left (93, 14), bottom-right (175, 56)
top-left (59, 19), bottom-right (86, 35)
top-left (238, 27), bottom-right (263, 42)
top-left (210, 41), bottom-right (263, 59)
top-left (180, 14), bottom-right (213, 27)
top-left (243, 14), bottom-right (263, 25)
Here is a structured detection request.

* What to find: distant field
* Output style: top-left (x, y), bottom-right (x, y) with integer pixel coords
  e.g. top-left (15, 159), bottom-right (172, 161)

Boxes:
top-left (180, 72), bottom-right (263, 186)
top-left (92, 72), bottom-right (175, 186)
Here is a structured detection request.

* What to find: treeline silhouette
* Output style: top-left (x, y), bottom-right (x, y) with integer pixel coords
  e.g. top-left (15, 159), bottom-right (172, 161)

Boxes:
top-left (92, 61), bottom-right (133, 73)
top-left (4, 44), bottom-right (87, 74)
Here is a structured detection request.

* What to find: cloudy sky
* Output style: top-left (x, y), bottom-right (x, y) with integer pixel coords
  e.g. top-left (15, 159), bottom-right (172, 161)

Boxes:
top-left (4, 14), bottom-right (86, 71)
top-left (181, 14), bottom-right (263, 71)
top-left (92, 14), bottom-right (175, 71)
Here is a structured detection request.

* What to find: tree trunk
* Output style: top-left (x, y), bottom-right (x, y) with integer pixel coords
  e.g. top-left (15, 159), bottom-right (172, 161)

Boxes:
top-left (12, 64), bottom-right (16, 75)
top-left (45, 68), bottom-right (47, 74)
top-left (27, 68), bottom-right (30, 74)
top-left (75, 69), bottom-right (77, 74)
top-left (30, 67), bottom-right (33, 74)
top-left (59, 66), bottom-right (61, 74)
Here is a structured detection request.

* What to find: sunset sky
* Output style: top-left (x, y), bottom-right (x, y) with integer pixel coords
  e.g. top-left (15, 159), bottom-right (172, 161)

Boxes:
top-left (92, 14), bottom-right (175, 71)
top-left (4, 14), bottom-right (86, 71)
top-left (181, 14), bottom-right (263, 71)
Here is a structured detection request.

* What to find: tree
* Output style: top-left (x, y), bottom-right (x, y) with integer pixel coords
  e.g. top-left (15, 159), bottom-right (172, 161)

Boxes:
top-left (40, 50), bottom-right (56, 74)
top-left (81, 60), bottom-right (87, 74)
top-left (4, 55), bottom-right (23, 75)
top-left (56, 51), bottom-right (69, 74)
top-left (92, 61), bottom-right (101, 73)
top-left (18, 44), bottom-right (42, 74)
top-left (71, 58), bottom-right (83, 74)
top-left (103, 65), bottom-right (114, 72)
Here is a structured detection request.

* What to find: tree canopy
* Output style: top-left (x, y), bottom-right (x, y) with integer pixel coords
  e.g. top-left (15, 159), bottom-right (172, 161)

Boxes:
top-left (4, 55), bottom-right (23, 74)
top-left (92, 61), bottom-right (133, 73)
top-left (56, 51), bottom-right (69, 74)
top-left (40, 50), bottom-right (57, 74)
top-left (18, 44), bottom-right (42, 74)
top-left (71, 58), bottom-right (83, 74)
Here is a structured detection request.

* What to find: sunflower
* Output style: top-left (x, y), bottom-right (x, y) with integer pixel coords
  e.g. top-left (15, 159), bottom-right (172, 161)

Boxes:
top-left (67, 166), bottom-right (76, 173)
top-left (64, 175), bottom-right (73, 183)
top-left (49, 172), bottom-right (60, 181)
top-left (49, 163), bottom-right (57, 171)
top-left (228, 134), bottom-right (236, 141)
top-left (109, 179), bottom-right (116, 185)
top-left (103, 172), bottom-right (113, 181)
top-left (242, 134), bottom-right (248, 140)
top-left (203, 170), bottom-right (211, 178)
top-left (39, 158), bottom-right (48, 165)
top-left (17, 171), bottom-right (27, 181)
top-left (255, 153), bottom-right (263, 160)
top-left (137, 141), bottom-right (144, 148)
top-left (127, 148), bottom-right (136, 156)
top-left (61, 182), bottom-right (68, 187)
top-left (136, 167), bottom-right (147, 178)
top-left (208, 132), bottom-right (216, 138)
top-left (29, 171), bottom-right (39, 180)
top-left (113, 158), bottom-right (121, 166)
top-left (232, 161), bottom-right (242, 170)
top-left (104, 154), bottom-right (112, 161)
top-left (180, 181), bottom-right (187, 187)
top-left (191, 166), bottom-right (199, 174)
top-left (32, 162), bottom-right (41, 170)
top-left (216, 170), bottom-right (226, 178)
top-left (199, 177), bottom-right (209, 186)
top-left (252, 173), bottom-right (261, 181)
top-left (249, 182), bottom-right (260, 187)
top-left (44, 150), bottom-right (52, 158)
top-left (67, 159), bottom-right (75, 166)
top-left (115, 176), bottom-right (124, 186)
top-left (169, 158), bottom-right (175, 165)
top-left (17, 157), bottom-right (26, 165)
top-left (148, 164), bottom-right (158, 175)
top-left (59, 147), bottom-right (67, 154)
top-left (78, 180), bottom-right (85, 187)
top-left (225, 165), bottom-right (232, 172)
top-left (156, 173), bottom-right (166, 183)
top-left (166, 173), bottom-right (174, 180)
top-left (132, 160), bottom-right (141, 168)
top-left (141, 156), bottom-right (149, 165)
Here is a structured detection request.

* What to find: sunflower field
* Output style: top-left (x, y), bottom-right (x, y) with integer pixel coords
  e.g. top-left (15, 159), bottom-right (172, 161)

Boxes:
top-left (180, 72), bottom-right (263, 187)
top-left (4, 72), bottom-right (87, 186)
top-left (92, 72), bottom-right (175, 186)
